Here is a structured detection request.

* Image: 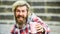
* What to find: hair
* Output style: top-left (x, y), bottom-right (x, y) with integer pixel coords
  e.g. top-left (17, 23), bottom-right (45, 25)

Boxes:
top-left (12, 0), bottom-right (31, 16)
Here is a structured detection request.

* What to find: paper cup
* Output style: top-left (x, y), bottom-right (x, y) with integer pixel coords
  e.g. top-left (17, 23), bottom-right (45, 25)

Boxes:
top-left (30, 22), bottom-right (37, 34)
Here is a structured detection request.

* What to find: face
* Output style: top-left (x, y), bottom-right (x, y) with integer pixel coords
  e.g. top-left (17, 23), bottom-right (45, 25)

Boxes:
top-left (15, 6), bottom-right (28, 26)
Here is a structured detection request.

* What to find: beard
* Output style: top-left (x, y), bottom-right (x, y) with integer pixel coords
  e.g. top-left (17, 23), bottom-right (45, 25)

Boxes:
top-left (15, 15), bottom-right (27, 28)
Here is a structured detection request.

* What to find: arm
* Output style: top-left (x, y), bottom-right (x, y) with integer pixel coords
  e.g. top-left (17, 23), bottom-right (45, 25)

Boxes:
top-left (33, 17), bottom-right (50, 34)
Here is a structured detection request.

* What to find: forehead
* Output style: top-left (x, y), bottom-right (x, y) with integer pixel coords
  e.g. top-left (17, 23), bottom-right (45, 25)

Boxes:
top-left (16, 6), bottom-right (27, 10)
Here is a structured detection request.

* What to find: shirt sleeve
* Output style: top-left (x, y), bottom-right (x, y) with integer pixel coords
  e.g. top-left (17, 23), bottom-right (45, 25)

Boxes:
top-left (32, 16), bottom-right (50, 34)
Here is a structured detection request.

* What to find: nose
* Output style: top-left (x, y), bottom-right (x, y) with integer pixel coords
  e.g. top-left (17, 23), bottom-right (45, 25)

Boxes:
top-left (19, 11), bottom-right (23, 16)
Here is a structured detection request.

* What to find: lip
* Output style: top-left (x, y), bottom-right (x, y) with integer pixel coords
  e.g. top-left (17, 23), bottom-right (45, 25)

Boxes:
top-left (17, 17), bottom-right (23, 20)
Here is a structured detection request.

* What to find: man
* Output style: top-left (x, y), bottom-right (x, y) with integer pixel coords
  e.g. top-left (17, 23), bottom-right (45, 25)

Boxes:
top-left (11, 0), bottom-right (50, 34)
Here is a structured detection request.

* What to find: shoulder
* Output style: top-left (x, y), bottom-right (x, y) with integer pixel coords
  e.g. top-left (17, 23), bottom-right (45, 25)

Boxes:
top-left (10, 24), bottom-right (15, 34)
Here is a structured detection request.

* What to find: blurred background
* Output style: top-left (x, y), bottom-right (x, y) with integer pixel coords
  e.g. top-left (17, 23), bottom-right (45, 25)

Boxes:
top-left (0, 0), bottom-right (60, 34)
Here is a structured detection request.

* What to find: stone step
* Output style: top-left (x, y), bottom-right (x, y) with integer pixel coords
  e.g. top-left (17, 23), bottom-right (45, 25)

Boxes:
top-left (0, 13), bottom-right (60, 22)
top-left (0, 5), bottom-right (60, 13)
top-left (0, 13), bottom-right (60, 16)
top-left (0, 20), bottom-right (60, 25)
top-left (0, 0), bottom-right (60, 6)
top-left (0, 20), bottom-right (15, 24)
top-left (0, 0), bottom-right (16, 1)
top-left (29, 2), bottom-right (60, 6)
top-left (27, 0), bottom-right (60, 2)
top-left (44, 21), bottom-right (60, 25)
top-left (1, 0), bottom-right (60, 2)
top-left (35, 13), bottom-right (60, 17)
top-left (0, 5), bottom-right (11, 8)
top-left (0, 5), bottom-right (60, 9)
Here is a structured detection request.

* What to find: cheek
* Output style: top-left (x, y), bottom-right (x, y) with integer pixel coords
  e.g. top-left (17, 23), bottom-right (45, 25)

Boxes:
top-left (24, 12), bottom-right (28, 17)
top-left (15, 12), bottom-right (19, 16)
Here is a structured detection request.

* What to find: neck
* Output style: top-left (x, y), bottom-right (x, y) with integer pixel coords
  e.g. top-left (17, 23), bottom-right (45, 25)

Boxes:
top-left (16, 23), bottom-right (26, 30)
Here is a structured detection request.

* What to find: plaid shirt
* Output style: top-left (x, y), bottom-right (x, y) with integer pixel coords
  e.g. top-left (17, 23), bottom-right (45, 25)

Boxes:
top-left (11, 13), bottom-right (50, 34)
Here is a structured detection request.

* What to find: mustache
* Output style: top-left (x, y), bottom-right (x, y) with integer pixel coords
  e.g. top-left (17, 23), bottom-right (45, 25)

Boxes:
top-left (16, 15), bottom-right (24, 18)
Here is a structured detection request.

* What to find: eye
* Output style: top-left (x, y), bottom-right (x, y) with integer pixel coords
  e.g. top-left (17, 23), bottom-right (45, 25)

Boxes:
top-left (16, 10), bottom-right (20, 12)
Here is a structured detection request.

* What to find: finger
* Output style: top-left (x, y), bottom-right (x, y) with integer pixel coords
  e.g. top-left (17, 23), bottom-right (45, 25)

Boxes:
top-left (35, 23), bottom-right (42, 27)
top-left (36, 26), bottom-right (42, 30)
top-left (37, 28), bottom-right (44, 32)
top-left (35, 24), bottom-right (42, 28)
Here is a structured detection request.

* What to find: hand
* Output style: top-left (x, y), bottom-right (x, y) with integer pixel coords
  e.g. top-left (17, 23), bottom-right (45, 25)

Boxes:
top-left (35, 23), bottom-right (44, 33)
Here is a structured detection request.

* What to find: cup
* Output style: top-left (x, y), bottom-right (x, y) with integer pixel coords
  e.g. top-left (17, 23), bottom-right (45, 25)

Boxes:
top-left (29, 22), bottom-right (37, 34)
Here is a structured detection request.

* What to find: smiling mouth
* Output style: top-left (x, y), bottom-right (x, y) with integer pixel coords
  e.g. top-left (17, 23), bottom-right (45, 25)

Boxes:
top-left (16, 17), bottom-right (24, 24)
top-left (18, 17), bottom-right (23, 20)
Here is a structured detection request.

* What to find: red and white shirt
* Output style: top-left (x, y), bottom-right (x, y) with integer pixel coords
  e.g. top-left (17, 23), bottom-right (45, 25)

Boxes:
top-left (11, 13), bottom-right (50, 34)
